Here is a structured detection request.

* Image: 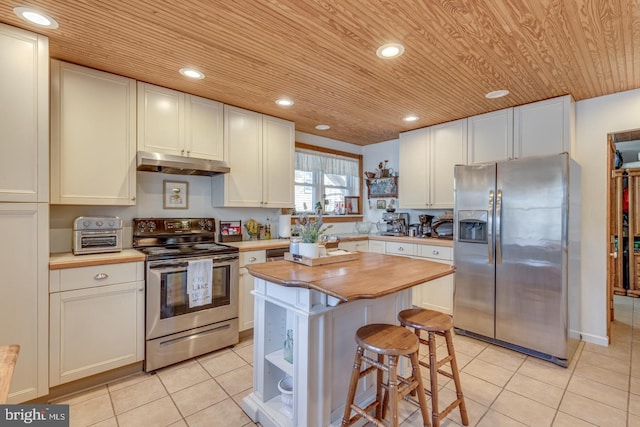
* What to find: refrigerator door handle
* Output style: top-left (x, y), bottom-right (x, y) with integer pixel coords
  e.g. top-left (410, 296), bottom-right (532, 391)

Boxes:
top-left (496, 189), bottom-right (503, 264)
top-left (488, 190), bottom-right (495, 264)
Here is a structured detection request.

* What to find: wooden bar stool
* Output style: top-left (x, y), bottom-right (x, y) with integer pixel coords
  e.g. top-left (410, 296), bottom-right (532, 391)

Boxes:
top-left (342, 323), bottom-right (430, 427)
top-left (398, 308), bottom-right (469, 427)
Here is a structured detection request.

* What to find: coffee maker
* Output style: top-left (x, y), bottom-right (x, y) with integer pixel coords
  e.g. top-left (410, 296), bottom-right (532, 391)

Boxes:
top-left (418, 214), bottom-right (434, 237)
top-left (381, 212), bottom-right (409, 236)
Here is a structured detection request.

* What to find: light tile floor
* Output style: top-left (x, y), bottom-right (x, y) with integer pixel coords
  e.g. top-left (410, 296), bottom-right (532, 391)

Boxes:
top-left (54, 295), bottom-right (640, 426)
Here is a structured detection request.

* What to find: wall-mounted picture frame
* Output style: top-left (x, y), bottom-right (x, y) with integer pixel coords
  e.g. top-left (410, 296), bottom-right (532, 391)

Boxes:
top-left (163, 180), bottom-right (189, 209)
top-left (367, 176), bottom-right (398, 198)
top-left (376, 199), bottom-right (386, 210)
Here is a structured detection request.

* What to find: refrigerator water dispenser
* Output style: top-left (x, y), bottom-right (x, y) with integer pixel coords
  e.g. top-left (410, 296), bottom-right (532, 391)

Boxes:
top-left (458, 210), bottom-right (488, 243)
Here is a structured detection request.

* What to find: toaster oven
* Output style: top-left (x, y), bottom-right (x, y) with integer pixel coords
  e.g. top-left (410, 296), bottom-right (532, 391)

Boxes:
top-left (73, 216), bottom-right (123, 255)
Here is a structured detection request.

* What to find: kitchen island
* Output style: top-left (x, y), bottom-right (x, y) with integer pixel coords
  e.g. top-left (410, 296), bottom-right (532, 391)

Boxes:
top-left (242, 252), bottom-right (454, 427)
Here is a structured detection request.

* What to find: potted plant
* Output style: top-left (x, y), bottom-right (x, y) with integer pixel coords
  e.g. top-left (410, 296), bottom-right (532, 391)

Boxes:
top-left (294, 208), bottom-right (332, 258)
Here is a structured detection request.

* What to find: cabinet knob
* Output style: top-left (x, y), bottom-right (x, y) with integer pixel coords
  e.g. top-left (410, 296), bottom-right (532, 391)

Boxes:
top-left (432, 250), bottom-right (439, 255)
top-left (249, 257), bottom-right (257, 262)
top-left (138, 287), bottom-right (144, 292)
top-left (131, 196), bottom-right (136, 201)
top-left (187, 150), bottom-right (191, 154)
top-left (94, 273), bottom-right (108, 280)
top-left (398, 247), bottom-right (404, 252)
top-left (181, 149), bottom-right (185, 154)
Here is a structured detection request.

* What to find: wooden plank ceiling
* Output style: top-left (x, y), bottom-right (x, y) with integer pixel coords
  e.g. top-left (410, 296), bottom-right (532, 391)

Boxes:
top-left (1, 0), bottom-right (639, 145)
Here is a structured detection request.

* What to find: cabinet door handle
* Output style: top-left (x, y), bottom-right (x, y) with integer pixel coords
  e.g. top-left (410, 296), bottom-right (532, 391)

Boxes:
top-left (138, 287), bottom-right (144, 292)
top-left (94, 273), bottom-right (108, 280)
top-left (248, 257), bottom-right (257, 262)
top-left (432, 250), bottom-right (439, 255)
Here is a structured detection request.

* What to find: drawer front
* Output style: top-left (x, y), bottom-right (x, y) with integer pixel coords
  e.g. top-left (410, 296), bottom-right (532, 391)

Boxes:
top-left (417, 244), bottom-right (452, 262)
top-left (240, 250), bottom-right (266, 267)
top-left (385, 242), bottom-right (417, 257)
top-left (56, 262), bottom-right (140, 292)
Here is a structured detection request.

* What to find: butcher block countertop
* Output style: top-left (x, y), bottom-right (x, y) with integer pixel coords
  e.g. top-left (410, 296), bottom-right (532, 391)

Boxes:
top-left (49, 249), bottom-right (146, 270)
top-left (0, 345), bottom-right (19, 404)
top-left (246, 252), bottom-right (454, 303)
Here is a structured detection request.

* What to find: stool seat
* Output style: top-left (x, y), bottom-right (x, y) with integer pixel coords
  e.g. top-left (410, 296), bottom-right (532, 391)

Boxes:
top-left (342, 323), bottom-right (430, 427)
top-left (356, 323), bottom-right (420, 356)
top-left (398, 308), bottom-right (453, 332)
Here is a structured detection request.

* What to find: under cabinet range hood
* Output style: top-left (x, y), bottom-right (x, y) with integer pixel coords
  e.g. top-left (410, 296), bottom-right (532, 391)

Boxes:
top-left (136, 151), bottom-right (230, 176)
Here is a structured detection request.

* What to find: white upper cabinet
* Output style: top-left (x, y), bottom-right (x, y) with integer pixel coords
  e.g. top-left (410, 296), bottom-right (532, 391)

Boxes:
top-left (137, 82), bottom-right (223, 161)
top-left (399, 127), bottom-right (430, 208)
top-left (0, 24), bottom-right (48, 202)
top-left (262, 115), bottom-right (295, 208)
top-left (468, 108), bottom-right (514, 164)
top-left (51, 60), bottom-right (137, 205)
top-left (514, 95), bottom-right (574, 158)
top-left (212, 105), bottom-right (294, 208)
top-left (399, 119), bottom-right (467, 209)
top-left (430, 119), bottom-right (468, 208)
top-left (468, 95), bottom-right (574, 164)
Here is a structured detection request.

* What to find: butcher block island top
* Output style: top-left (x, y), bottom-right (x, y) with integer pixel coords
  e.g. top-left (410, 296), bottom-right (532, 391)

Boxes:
top-left (246, 252), bottom-right (454, 303)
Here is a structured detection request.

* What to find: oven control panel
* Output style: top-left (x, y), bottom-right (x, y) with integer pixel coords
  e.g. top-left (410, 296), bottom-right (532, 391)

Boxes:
top-left (134, 218), bottom-right (215, 234)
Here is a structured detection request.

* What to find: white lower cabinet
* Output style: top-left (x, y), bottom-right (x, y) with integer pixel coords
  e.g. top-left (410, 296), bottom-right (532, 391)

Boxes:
top-left (368, 240), bottom-right (385, 254)
top-left (49, 262), bottom-right (144, 386)
top-left (374, 239), bottom-right (454, 315)
top-left (239, 250), bottom-right (266, 331)
top-left (337, 240), bottom-right (369, 252)
top-left (413, 245), bottom-right (454, 315)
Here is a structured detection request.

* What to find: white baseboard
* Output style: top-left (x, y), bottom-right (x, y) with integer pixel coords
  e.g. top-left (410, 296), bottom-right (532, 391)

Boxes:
top-left (575, 330), bottom-right (608, 346)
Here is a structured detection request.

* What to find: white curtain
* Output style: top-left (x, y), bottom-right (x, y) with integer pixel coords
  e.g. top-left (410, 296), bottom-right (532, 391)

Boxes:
top-left (295, 148), bottom-right (358, 176)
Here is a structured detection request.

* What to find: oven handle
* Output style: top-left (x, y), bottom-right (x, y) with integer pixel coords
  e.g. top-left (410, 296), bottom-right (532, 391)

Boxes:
top-left (148, 256), bottom-right (239, 270)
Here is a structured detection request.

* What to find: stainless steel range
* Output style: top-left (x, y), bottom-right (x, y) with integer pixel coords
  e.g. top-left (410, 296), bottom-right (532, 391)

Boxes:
top-left (133, 218), bottom-right (239, 372)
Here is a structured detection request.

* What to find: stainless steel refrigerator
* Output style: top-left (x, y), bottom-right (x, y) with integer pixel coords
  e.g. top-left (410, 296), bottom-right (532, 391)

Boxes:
top-left (453, 153), bottom-right (580, 367)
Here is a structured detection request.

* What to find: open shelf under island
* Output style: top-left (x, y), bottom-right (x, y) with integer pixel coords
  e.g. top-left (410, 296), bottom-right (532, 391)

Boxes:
top-left (242, 252), bottom-right (454, 427)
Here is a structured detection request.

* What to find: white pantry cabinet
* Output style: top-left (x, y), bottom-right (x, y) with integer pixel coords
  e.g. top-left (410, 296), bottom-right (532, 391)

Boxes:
top-left (239, 250), bottom-right (266, 331)
top-left (49, 262), bottom-right (145, 386)
top-left (50, 60), bottom-right (137, 205)
top-left (0, 24), bottom-right (48, 203)
top-left (398, 119), bottom-right (467, 209)
top-left (212, 105), bottom-right (294, 208)
top-left (137, 82), bottom-right (224, 161)
top-left (468, 95), bottom-right (574, 164)
top-left (0, 203), bottom-right (49, 402)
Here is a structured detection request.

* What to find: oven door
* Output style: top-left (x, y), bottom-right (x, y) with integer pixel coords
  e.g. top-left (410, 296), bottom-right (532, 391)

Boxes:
top-left (146, 254), bottom-right (239, 340)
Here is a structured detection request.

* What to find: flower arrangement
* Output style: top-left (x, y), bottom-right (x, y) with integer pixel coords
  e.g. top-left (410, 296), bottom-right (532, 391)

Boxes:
top-left (295, 208), bottom-right (333, 243)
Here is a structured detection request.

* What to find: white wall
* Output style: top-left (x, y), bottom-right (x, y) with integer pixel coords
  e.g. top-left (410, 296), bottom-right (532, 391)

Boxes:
top-left (574, 87), bottom-right (640, 345)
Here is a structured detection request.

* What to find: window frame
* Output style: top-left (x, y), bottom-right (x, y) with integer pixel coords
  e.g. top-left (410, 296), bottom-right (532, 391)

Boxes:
top-left (293, 142), bottom-right (363, 222)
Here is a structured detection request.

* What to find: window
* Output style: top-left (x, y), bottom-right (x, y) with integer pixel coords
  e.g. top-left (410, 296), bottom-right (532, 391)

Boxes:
top-left (294, 143), bottom-right (362, 214)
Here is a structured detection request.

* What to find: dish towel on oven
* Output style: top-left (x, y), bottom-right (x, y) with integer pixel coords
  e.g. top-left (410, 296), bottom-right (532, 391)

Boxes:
top-left (187, 259), bottom-right (213, 307)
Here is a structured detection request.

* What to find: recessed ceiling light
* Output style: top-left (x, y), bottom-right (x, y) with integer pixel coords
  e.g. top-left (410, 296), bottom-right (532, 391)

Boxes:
top-left (315, 124), bottom-right (330, 130)
top-left (376, 43), bottom-right (405, 59)
top-left (485, 89), bottom-right (510, 99)
top-left (403, 115), bottom-right (419, 122)
top-left (275, 98), bottom-right (294, 106)
top-left (179, 68), bottom-right (205, 79)
top-left (14, 6), bottom-right (59, 29)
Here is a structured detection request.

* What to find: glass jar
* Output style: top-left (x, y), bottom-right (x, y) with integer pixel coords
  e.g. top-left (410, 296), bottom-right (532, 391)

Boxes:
top-left (290, 236), bottom-right (301, 255)
top-left (283, 329), bottom-right (294, 364)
